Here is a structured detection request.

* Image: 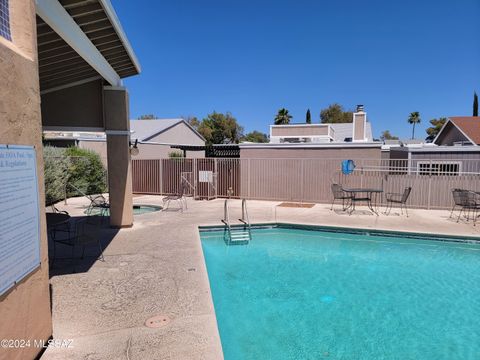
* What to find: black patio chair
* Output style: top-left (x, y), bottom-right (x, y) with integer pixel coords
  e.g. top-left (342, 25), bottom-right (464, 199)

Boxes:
top-left (330, 183), bottom-right (352, 211)
top-left (384, 187), bottom-right (412, 217)
top-left (52, 217), bottom-right (104, 264)
top-left (47, 204), bottom-right (71, 242)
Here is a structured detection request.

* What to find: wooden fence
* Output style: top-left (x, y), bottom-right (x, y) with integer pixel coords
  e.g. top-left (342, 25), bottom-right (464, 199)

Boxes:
top-left (131, 158), bottom-right (480, 210)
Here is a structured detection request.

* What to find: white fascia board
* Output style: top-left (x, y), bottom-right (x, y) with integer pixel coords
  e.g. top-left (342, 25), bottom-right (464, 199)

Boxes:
top-left (432, 119), bottom-right (452, 145)
top-left (36, 0), bottom-right (121, 86)
top-left (99, 0), bottom-right (141, 74)
top-left (433, 118), bottom-right (477, 146)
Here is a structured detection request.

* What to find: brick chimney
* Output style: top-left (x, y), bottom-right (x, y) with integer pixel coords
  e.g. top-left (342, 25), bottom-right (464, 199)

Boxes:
top-left (352, 105), bottom-right (367, 142)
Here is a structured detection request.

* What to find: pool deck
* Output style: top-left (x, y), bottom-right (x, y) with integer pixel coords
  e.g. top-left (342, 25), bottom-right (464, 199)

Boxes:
top-left (41, 196), bottom-right (480, 360)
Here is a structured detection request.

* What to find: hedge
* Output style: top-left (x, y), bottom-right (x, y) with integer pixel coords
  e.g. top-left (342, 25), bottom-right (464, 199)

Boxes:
top-left (43, 146), bottom-right (107, 205)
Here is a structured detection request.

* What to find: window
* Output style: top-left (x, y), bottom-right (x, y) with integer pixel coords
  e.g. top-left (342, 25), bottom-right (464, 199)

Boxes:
top-left (417, 161), bottom-right (461, 176)
top-left (0, 0), bottom-right (11, 41)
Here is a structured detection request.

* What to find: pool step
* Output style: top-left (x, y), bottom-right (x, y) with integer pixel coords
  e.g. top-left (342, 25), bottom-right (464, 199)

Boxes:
top-left (230, 229), bottom-right (250, 241)
top-left (223, 199), bottom-right (252, 245)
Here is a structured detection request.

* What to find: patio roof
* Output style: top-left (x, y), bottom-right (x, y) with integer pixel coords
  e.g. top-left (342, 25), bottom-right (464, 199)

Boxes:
top-left (36, 0), bottom-right (140, 92)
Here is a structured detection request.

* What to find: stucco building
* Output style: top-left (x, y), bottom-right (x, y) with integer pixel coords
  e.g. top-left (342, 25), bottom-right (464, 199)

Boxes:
top-left (241, 105), bottom-right (381, 159)
top-left (44, 118), bottom-right (207, 160)
top-left (0, 1), bottom-right (140, 359)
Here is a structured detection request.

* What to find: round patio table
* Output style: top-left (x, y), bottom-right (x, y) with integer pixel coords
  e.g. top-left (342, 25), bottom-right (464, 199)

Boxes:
top-left (342, 188), bottom-right (383, 215)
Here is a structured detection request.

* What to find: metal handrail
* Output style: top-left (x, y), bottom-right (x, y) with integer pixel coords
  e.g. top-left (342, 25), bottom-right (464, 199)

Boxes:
top-left (222, 199), bottom-right (232, 242)
top-left (239, 199), bottom-right (252, 239)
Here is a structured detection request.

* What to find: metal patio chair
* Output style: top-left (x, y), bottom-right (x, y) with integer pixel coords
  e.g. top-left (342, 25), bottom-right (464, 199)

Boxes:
top-left (86, 194), bottom-right (109, 217)
top-left (330, 183), bottom-right (352, 211)
top-left (456, 190), bottom-right (480, 226)
top-left (47, 204), bottom-right (71, 242)
top-left (163, 180), bottom-right (188, 212)
top-left (52, 216), bottom-right (105, 264)
top-left (384, 186), bottom-right (412, 217)
top-left (450, 189), bottom-right (466, 219)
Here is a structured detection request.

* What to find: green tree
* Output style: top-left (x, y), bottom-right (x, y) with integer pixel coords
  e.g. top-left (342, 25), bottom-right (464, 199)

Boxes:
top-left (320, 103), bottom-right (352, 123)
top-left (407, 111), bottom-right (421, 139)
top-left (274, 108), bottom-right (292, 125)
top-left (197, 112), bottom-right (243, 145)
top-left (380, 130), bottom-right (399, 141)
top-left (183, 115), bottom-right (200, 129)
top-left (241, 131), bottom-right (269, 143)
top-left (138, 114), bottom-right (156, 120)
top-left (425, 117), bottom-right (447, 141)
top-left (474, 91), bottom-right (478, 116)
top-left (306, 109), bottom-right (311, 124)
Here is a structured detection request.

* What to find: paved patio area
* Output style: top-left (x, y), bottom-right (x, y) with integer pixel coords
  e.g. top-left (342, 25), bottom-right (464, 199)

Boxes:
top-left (41, 195), bottom-right (480, 360)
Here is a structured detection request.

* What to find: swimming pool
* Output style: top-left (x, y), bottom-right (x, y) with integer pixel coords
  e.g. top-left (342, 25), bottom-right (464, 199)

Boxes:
top-left (85, 204), bottom-right (162, 216)
top-left (200, 224), bottom-right (480, 360)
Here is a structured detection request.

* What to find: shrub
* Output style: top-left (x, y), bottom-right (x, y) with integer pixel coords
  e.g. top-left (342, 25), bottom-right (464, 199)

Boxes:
top-left (168, 151), bottom-right (184, 158)
top-left (43, 146), bottom-right (69, 205)
top-left (64, 147), bottom-right (107, 197)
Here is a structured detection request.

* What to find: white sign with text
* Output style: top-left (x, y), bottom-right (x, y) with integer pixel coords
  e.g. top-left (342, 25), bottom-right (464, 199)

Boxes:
top-left (0, 145), bottom-right (40, 296)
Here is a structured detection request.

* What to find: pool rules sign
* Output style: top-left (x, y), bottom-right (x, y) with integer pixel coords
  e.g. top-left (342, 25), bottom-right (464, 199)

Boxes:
top-left (0, 145), bottom-right (41, 296)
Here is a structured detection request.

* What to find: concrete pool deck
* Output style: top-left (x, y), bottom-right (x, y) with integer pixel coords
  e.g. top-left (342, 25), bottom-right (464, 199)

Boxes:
top-left (41, 196), bottom-right (480, 359)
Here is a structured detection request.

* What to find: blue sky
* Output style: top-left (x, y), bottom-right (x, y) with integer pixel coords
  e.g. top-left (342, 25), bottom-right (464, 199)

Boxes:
top-left (114, 0), bottom-right (480, 139)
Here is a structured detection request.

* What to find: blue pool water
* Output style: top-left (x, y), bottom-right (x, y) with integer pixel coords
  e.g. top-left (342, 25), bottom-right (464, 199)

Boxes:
top-left (200, 226), bottom-right (480, 360)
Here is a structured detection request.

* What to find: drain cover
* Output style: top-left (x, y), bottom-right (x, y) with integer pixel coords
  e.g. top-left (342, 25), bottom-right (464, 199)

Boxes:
top-left (145, 315), bottom-right (171, 328)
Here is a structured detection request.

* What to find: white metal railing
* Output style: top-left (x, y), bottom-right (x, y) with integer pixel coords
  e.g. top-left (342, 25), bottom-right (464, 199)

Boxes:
top-left (222, 198), bottom-right (232, 242)
top-left (239, 198), bottom-right (252, 239)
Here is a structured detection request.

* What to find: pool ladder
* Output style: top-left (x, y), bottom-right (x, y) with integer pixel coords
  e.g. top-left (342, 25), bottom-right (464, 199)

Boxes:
top-left (222, 199), bottom-right (252, 245)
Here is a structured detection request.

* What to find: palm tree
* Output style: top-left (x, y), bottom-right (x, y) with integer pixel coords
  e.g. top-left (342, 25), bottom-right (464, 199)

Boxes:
top-left (407, 111), bottom-right (421, 139)
top-left (274, 108), bottom-right (292, 125)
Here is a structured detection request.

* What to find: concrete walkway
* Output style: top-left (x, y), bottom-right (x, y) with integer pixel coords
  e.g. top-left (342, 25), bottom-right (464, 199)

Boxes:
top-left (41, 196), bottom-right (480, 359)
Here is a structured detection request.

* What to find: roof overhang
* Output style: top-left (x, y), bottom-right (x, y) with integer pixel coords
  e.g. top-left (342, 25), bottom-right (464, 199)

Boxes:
top-left (36, 0), bottom-right (140, 92)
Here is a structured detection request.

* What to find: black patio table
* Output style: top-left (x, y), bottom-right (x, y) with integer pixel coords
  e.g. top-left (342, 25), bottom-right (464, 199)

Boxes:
top-left (342, 188), bottom-right (383, 215)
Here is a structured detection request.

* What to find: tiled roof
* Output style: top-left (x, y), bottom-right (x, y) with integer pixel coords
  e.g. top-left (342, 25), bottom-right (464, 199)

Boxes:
top-left (449, 117), bottom-right (480, 145)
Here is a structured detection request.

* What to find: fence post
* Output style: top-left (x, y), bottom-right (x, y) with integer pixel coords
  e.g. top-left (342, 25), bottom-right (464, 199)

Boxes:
top-left (193, 158), bottom-right (197, 199)
top-left (214, 158), bottom-right (218, 198)
top-left (159, 159), bottom-right (163, 195)
top-left (247, 159), bottom-right (251, 199)
top-left (300, 159), bottom-right (305, 203)
top-left (360, 159), bottom-right (364, 188)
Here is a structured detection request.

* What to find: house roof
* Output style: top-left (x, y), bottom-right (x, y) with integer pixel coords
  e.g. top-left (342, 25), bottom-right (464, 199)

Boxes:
top-left (130, 119), bottom-right (205, 142)
top-left (329, 122), bottom-right (373, 142)
top-left (448, 117), bottom-right (480, 145)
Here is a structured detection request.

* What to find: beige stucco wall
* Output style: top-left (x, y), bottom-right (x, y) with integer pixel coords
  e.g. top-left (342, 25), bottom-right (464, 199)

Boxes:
top-left (353, 113), bottom-right (366, 141)
top-left (80, 141), bottom-right (205, 160)
top-left (271, 125), bottom-right (330, 137)
top-left (79, 122), bottom-right (205, 160)
top-left (146, 122), bottom-right (205, 146)
top-left (0, 1), bottom-right (53, 360)
top-left (240, 147), bottom-right (381, 159)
